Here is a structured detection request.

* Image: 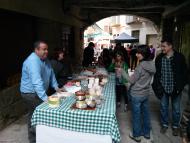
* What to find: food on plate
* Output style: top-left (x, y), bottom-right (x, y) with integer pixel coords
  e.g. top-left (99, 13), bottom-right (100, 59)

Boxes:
top-left (65, 81), bottom-right (74, 86)
top-left (54, 92), bottom-right (73, 98)
top-left (48, 96), bottom-right (60, 108)
top-left (76, 101), bottom-right (87, 109)
top-left (75, 91), bottom-right (85, 96)
top-left (75, 91), bottom-right (86, 100)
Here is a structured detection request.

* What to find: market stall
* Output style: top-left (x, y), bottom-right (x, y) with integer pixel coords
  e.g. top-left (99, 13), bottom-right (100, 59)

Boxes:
top-left (31, 73), bottom-right (121, 143)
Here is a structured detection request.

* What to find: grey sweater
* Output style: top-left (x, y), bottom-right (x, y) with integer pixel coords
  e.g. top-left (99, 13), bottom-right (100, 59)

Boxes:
top-left (122, 61), bottom-right (156, 97)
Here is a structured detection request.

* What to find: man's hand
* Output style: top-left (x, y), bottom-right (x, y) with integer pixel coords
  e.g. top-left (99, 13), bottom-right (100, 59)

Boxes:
top-left (55, 87), bottom-right (65, 93)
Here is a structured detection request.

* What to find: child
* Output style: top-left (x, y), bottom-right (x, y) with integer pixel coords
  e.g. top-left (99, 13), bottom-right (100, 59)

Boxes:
top-left (108, 52), bottom-right (129, 111)
top-left (122, 45), bottom-right (156, 142)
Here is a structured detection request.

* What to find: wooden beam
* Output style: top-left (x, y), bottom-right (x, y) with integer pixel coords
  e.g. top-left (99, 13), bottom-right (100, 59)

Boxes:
top-left (81, 11), bottom-right (162, 28)
top-left (63, 0), bottom-right (184, 6)
top-left (80, 5), bottom-right (165, 11)
top-left (64, 0), bottom-right (132, 4)
top-left (163, 0), bottom-right (190, 17)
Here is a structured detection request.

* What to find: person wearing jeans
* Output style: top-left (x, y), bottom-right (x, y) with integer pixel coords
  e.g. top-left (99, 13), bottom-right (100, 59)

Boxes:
top-left (131, 95), bottom-right (151, 139)
top-left (152, 38), bottom-right (188, 136)
top-left (160, 93), bottom-right (181, 129)
top-left (122, 45), bottom-right (155, 142)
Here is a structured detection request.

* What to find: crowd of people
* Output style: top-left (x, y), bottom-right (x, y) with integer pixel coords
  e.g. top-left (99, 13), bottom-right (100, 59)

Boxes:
top-left (82, 39), bottom-right (189, 142)
top-left (20, 39), bottom-right (189, 143)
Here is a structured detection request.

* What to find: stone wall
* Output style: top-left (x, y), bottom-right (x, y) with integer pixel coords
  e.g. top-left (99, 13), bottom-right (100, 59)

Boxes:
top-left (0, 0), bottom-right (85, 68)
top-left (180, 22), bottom-right (190, 66)
top-left (0, 1), bottom-right (87, 129)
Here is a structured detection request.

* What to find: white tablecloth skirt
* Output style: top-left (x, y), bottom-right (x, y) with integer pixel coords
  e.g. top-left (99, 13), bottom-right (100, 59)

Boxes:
top-left (36, 125), bottom-right (112, 143)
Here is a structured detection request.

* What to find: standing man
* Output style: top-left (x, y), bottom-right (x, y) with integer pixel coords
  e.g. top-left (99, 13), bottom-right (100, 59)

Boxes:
top-left (82, 42), bottom-right (95, 67)
top-left (20, 41), bottom-right (62, 143)
top-left (152, 38), bottom-right (188, 136)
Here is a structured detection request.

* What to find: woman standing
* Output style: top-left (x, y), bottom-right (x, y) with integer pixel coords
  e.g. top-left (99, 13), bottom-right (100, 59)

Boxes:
top-left (108, 52), bottom-right (129, 111)
top-left (50, 49), bottom-right (66, 87)
top-left (122, 45), bottom-right (156, 142)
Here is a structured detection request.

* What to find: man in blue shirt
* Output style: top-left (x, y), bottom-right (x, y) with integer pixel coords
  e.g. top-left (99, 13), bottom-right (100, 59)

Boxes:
top-left (20, 41), bottom-right (62, 143)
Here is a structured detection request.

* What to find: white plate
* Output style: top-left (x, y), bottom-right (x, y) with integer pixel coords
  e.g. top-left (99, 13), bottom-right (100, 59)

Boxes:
top-left (63, 85), bottom-right (81, 93)
top-left (54, 92), bottom-right (73, 98)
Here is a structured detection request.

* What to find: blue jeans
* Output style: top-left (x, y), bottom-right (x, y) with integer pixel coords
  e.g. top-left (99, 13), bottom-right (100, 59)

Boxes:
top-left (131, 95), bottom-right (151, 137)
top-left (160, 93), bottom-right (181, 128)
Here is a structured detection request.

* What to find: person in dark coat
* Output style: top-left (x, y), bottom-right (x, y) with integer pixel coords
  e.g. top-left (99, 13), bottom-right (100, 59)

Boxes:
top-left (98, 48), bottom-right (112, 70)
top-left (152, 38), bottom-right (188, 136)
top-left (82, 42), bottom-right (95, 67)
top-left (50, 49), bottom-right (67, 87)
top-left (180, 57), bottom-right (190, 143)
top-left (180, 101), bottom-right (190, 143)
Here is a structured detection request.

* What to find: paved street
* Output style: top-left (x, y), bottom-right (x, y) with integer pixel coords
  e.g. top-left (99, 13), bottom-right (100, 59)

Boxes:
top-left (117, 88), bottom-right (187, 143)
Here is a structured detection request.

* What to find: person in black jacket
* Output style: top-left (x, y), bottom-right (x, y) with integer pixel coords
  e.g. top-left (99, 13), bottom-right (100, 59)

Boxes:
top-left (180, 58), bottom-right (190, 143)
top-left (180, 101), bottom-right (190, 143)
top-left (50, 49), bottom-right (67, 87)
top-left (82, 42), bottom-right (95, 67)
top-left (152, 38), bottom-right (188, 136)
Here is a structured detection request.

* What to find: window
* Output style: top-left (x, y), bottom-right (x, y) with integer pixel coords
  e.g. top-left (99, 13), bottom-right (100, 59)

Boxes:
top-left (132, 30), bottom-right (140, 39)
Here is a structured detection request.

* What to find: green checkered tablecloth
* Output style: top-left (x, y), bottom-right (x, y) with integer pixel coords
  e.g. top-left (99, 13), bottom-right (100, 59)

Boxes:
top-left (31, 73), bottom-right (121, 143)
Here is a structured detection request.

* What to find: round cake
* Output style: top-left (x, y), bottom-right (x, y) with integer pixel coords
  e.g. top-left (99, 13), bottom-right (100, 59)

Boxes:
top-left (48, 96), bottom-right (60, 108)
top-left (76, 101), bottom-right (87, 109)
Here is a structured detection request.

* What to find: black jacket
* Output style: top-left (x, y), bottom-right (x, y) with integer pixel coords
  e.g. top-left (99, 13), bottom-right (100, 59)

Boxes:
top-left (152, 51), bottom-right (188, 99)
top-left (180, 101), bottom-right (190, 139)
top-left (82, 46), bottom-right (94, 67)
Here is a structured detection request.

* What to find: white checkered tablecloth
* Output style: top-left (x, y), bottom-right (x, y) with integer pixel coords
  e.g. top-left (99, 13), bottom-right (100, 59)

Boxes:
top-left (31, 74), bottom-right (121, 143)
